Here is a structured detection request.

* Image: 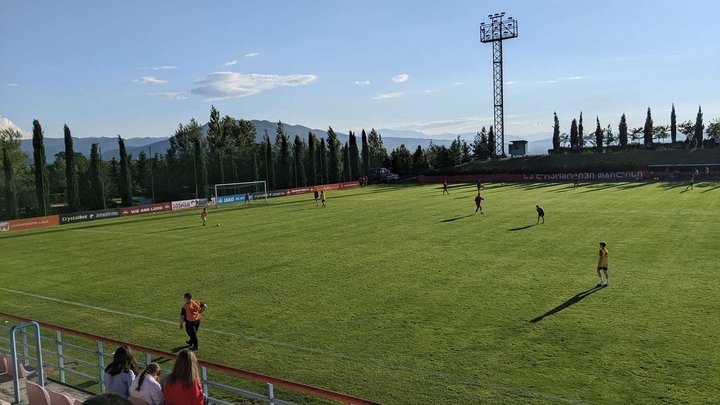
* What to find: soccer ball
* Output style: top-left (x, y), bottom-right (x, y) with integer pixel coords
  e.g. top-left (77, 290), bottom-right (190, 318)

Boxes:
top-left (216, 223), bottom-right (220, 227)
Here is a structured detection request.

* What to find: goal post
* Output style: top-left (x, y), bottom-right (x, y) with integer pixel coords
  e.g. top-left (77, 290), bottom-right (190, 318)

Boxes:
top-left (213, 181), bottom-right (268, 207)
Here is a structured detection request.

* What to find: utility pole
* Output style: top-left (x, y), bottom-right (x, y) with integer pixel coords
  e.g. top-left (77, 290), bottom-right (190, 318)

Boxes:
top-left (480, 12), bottom-right (518, 158)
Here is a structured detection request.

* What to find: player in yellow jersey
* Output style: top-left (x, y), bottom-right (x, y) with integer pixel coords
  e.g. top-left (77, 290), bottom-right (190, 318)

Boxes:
top-left (320, 190), bottom-right (327, 208)
top-left (200, 208), bottom-right (208, 226)
top-left (596, 241), bottom-right (609, 287)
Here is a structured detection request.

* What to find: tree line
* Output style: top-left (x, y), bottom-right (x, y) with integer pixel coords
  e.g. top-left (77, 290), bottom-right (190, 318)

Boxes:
top-left (1, 106), bottom-right (440, 220)
top-left (551, 105), bottom-right (720, 153)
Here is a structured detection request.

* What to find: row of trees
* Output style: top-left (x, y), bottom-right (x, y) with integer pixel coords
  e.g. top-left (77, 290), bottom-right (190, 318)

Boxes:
top-left (551, 105), bottom-right (720, 153)
top-left (0, 106), bottom-right (400, 220)
top-left (1, 120), bottom-right (135, 219)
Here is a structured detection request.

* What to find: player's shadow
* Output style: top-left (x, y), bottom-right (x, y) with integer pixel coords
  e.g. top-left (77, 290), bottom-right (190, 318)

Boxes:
top-left (507, 224), bottom-right (535, 231)
top-left (440, 214), bottom-right (474, 223)
top-left (529, 286), bottom-right (603, 323)
top-left (169, 345), bottom-right (190, 354)
top-left (701, 184), bottom-right (720, 193)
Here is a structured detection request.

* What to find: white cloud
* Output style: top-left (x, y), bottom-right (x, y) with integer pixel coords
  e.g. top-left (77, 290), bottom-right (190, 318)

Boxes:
top-left (392, 74), bottom-right (409, 83)
top-left (423, 89), bottom-right (439, 93)
top-left (451, 82), bottom-right (464, 86)
top-left (535, 80), bottom-right (557, 84)
top-left (149, 92), bottom-right (188, 100)
top-left (567, 75), bottom-right (585, 80)
top-left (373, 92), bottom-right (405, 100)
top-left (355, 80), bottom-right (371, 86)
top-left (190, 71), bottom-right (317, 100)
top-left (244, 52), bottom-right (259, 57)
top-left (7, 83), bottom-right (18, 87)
top-left (0, 115), bottom-right (31, 139)
top-left (662, 54), bottom-right (680, 60)
top-left (140, 65), bottom-right (178, 70)
top-left (133, 76), bottom-right (167, 85)
top-left (505, 81), bottom-right (516, 85)
top-left (224, 60), bottom-right (238, 66)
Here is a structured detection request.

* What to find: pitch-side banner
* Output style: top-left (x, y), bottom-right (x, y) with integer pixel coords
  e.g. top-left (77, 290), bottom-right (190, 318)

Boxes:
top-left (171, 198), bottom-right (211, 211)
top-left (216, 194), bottom-right (254, 206)
top-left (418, 172), bottom-right (646, 183)
top-left (119, 202), bottom-right (172, 216)
top-left (59, 209), bottom-right (120, 225)
top-left (0, 215), bottom-right (60, 233)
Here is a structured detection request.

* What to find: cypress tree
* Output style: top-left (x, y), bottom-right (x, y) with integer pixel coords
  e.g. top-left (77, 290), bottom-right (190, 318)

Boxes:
top-left (118, 136), bottom-right (133, 207)
top-left (570, 119), bottom-right (579, 152)
top-left (348, 131), bottom-right (360, 180)
top-left (595, 117), bottom-right (603, 153)
top-left (194, 136), bottom-right (208, 197)
top-left (643, 107), bottom-right (654, 147)
top-left (670, 104), bottom-right (677, 144)
top-left (694, 105), bottom-right (704, 148)
top-left (263, 130), bottom-right (276, 189)
top-left (293, 135), bottom-right (306, 187)
top-left (135, 150), bottom-right (148, 195)
top-left (619, 114), bottom-right (628, 149)
top-left (63, 125), bottom-right (81, 211)
top-left (552, 112), bottom-right (561, 152)
top-left (319, 138), bottom-right (328, 184)
top-left (342, 142), bottom-right (351, 181)
top-left (327, 127), bottom-right (340, 183)
top-left (488, 126), bottom-right (496, 158)
top-left (89, 143), bottom-right (106, 209)
top-left (307, 132), bottom-right (317, 186)
top-left (578, 111), bottom-right (584, 149)
top-left (2, 143), bottom-right (18, 219)
top-left (275, 121), bottom-right (291, 188)
top-left (32, 120), bottom-right (50, 216)
top-left (361, 129), bottom-right (369, 177)
top-left (206, 105), bottom-right (225, 183)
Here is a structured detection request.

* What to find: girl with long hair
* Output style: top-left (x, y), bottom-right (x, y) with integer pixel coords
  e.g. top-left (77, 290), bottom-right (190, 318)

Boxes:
top-left (129, 362), bottom-right (164, 405)
top-left (162, 349), bottom-right (203, 405)
top-left (104, 346), bottom-right (139, 398)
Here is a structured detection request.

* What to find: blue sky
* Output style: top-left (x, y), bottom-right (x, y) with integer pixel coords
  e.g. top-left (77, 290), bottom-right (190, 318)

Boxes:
top-left (1, 0), bottom-right (719, 141)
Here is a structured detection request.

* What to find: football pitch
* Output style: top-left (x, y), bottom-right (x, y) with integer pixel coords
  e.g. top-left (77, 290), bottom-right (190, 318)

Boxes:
top-left (1, 182), bottom-right (719, 404)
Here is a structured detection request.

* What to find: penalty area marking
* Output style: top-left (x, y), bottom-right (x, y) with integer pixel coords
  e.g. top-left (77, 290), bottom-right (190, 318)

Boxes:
top-left (0, 287), bottom-right (588, 405)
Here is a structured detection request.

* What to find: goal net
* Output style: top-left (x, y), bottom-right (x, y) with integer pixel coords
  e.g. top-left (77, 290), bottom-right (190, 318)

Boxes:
top-left (213, 181), bottom-right (268, 206)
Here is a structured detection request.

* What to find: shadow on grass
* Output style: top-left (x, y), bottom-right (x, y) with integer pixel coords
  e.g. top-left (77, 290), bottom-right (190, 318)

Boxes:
top-left (440, 214), bottom-right (475, 223)
top-left (508, 224), bottom-right (535, 231)
top-left (168, 346), bottom-right (190, 354)
top-left (576, 183), bottom-right (621, 194)
top-left (701, 183), bottom-right (720, 193)
top-left (616, 182), bottom-right (650, 190)
top-left (529, 286), bottom-right (603, 323)
top-left (511, 182), bottom-right (563, 191)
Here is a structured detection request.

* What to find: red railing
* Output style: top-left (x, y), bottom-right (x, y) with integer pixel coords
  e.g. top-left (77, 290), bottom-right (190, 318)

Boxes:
top-left (0, 311), bottom-right (382, 405)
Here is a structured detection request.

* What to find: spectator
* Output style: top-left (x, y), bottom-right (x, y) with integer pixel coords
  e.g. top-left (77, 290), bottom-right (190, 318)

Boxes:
top-left (130, 362), bottom-right (164, 405)
top-left (163, 349), bottom-right (204, 405)
top-left (104, 346), bottom-right (139, 399)
top-left (82, 393), bottom-right (131, 405)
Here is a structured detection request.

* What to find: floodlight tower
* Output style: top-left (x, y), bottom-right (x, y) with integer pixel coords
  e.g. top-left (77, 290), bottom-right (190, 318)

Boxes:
top-left (480, 13), bottom-right (518, 158)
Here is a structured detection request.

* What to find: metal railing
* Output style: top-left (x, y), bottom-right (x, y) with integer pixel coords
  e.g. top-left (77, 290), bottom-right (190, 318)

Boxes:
top-left (0, 312), bottom-right (381, 405)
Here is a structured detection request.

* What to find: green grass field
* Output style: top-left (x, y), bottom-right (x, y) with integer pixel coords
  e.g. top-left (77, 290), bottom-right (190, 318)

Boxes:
top-left (1, 182), bottom-right (719, 404)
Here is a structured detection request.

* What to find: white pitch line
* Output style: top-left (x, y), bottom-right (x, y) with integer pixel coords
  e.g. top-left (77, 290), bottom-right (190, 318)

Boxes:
top-left (0, 287), bottom-right (588, 404)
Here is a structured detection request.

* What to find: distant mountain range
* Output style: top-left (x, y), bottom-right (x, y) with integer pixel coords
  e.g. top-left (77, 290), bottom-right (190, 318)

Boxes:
top-left (19, 119), bottom-right (552, 161)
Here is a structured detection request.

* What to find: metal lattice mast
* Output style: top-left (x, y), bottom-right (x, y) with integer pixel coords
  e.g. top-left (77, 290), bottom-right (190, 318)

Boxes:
top-left (481, 13), bottom-right (518, 158)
